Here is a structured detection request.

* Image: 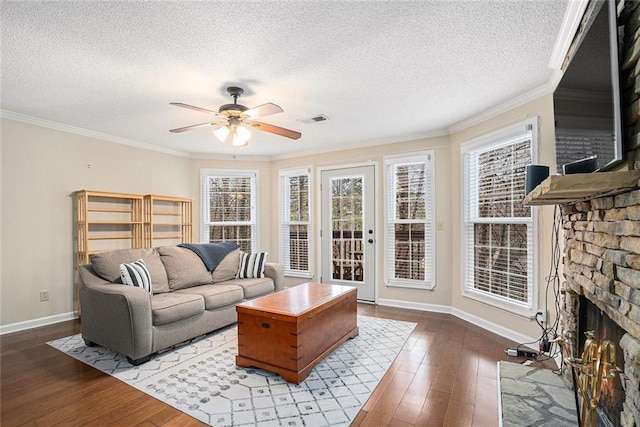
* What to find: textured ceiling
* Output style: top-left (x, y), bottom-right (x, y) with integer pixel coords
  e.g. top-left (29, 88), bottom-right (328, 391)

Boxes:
top-left (1, 1), bottom-right (570, 158)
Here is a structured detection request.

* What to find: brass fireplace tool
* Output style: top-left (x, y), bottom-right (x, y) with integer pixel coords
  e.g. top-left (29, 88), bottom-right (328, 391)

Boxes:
top-left (553, 331), bottom-right (623, 427)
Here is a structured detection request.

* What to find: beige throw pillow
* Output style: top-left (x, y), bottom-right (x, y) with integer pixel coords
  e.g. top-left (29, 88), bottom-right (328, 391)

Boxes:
top-left (91, 248), bottom-right (169, 293)
top-left (211, 249), bottom-right (241, 283)
top-left (158, 246), bottom-right (212, 290)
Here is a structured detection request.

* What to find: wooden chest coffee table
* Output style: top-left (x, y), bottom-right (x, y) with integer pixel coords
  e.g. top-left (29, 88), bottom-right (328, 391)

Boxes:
top-left (235, 282), bottom-right (358, 384)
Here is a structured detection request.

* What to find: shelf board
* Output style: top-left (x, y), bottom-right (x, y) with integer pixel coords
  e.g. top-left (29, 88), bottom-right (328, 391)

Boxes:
top-left (146, 195), bottom-right (192, 202)
top-left (87, 207), bottom-right (133, 213)
top-left (523, 170), bottom-right (640, 206)
top-left (153, 210), bottom-right (182, 216)
top-left (87, 221), bottom-right (143, 225)
top-left (151, 234), bottom-right (183, 239)
top-left (88, 234), bottom-right (135, 240)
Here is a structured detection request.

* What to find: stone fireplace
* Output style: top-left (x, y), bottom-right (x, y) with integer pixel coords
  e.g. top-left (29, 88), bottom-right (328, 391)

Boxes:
top-left (560, 184), bottom-right (640, 427)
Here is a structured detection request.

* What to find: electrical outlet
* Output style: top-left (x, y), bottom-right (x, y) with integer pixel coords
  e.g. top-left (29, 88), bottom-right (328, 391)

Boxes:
top-left (40, 290), bottom-right (49, 302)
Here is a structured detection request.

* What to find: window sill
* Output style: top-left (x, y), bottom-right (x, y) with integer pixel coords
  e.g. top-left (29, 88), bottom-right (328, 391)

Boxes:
top-left (386, 280), bottom-right (435, 290)
top-left (284, 271), bottom-right (313, 279)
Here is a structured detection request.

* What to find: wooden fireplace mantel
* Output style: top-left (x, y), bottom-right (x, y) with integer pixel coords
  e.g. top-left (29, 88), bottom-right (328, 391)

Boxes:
top-left (523, 170), bottom-right (640, 206)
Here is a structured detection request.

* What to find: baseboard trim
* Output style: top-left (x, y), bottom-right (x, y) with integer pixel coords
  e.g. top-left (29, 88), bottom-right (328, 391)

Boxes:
top-left (377, 298), bottom-right (537, 348)
top-left (450, 307), bottom-right (538, 349)
top-left (0, 311), bottom-right (78, 335)
top-left (377, 298), bottom-right (452, 314)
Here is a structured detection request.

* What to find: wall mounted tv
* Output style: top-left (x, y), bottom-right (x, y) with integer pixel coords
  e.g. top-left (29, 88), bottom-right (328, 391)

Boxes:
top-left (553, 0), bottom-right (624, 174)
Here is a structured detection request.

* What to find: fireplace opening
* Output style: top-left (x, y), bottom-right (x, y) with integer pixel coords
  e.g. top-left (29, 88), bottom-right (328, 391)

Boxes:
top-left (578, 296), bottom-right (626, 427)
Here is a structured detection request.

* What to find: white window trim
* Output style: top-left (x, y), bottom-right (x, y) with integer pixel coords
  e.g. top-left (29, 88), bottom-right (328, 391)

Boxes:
top-left (459, 117), bottom-right (539, 317)
top-left (383, 150), bottom-right (436, 290)
top-left (200, 168), bottom-right (259, 252)
top-left (279, 167), bottom-right (313, 278)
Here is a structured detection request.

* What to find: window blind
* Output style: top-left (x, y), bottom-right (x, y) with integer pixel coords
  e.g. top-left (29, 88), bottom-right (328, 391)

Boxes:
top-left (384, 152), bottom-right (435, 289)
top-left (279, 168), bottom-right (312, 277)
top-left (201, 170), bottom-right (257, 252)
top-left (462, 122), bottom-right (535, 312)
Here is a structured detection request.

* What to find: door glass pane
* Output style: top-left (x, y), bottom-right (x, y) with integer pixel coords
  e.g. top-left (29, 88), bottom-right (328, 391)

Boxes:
top-left (331, 177), bottom-right (364, 282)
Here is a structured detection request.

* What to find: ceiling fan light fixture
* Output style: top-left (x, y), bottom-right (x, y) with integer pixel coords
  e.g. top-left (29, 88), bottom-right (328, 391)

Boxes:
top-left (213, 125), bottom-right (230, 143)
top-left (232, 125), bottom-right (251, 147)
top-left (169, 86), bottom-right (301, 143)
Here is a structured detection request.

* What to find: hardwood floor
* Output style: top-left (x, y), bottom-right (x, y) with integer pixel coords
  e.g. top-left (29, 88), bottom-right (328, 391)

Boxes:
top-left (1, 304), bottom-right (554, 426)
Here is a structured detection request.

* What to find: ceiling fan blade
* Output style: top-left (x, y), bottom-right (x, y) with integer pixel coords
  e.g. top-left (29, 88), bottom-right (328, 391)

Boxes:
top-left (170, 102), bottom-right (222, 116)
top-left (244, 103), bottom-right (284, 119)
top-left (169, 121), bottom-right (221, 133)
top-left (249, 121), bottom-right (301, 140)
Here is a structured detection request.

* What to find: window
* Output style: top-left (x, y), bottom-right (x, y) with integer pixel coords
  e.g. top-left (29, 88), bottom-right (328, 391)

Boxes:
top-left (201, 170), bottom-right (257, 252)
top-left (279, 168), bottom-right (312, 277)
top-left (461, 118), bottom-right (537, 315)
top-left (384, 151), bottom-right (435, 289)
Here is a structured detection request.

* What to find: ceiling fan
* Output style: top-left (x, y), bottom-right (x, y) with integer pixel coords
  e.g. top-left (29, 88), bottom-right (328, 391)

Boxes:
top-left (169, 86), bottom-right (301, 147)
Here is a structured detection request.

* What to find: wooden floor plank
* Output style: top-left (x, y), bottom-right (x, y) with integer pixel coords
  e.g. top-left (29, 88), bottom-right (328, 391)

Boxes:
top-left (1, 303), bottom-right (555, 426)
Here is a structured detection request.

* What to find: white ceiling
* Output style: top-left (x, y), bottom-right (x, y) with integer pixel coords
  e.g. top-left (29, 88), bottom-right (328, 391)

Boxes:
top-left (1, 1), bottom-right (571, 159)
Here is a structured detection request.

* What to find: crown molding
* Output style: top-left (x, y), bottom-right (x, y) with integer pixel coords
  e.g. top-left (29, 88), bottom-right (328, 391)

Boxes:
top-left (0, 110), bottom-right (191, 158)
top-left (447, 80), bottom-right (556, 135)
top-left (548, 0), bottom-right (589, 70)
top-left (269, 128), bottom-right (450, 161)
top-left (189, 152), bottom-right (272, 162)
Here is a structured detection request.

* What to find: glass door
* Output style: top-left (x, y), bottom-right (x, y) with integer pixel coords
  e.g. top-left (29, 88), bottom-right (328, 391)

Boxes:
top-left (321, 165), bottom-right (375, 301)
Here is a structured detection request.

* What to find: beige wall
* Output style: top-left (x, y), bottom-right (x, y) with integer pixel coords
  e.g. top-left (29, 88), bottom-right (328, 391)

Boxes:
top-left (449, 94), bottom-right (558, 339)
top-left (1, 93), bottom-right (557, 342)
top-left (0, 119), bottom-right (193, 325)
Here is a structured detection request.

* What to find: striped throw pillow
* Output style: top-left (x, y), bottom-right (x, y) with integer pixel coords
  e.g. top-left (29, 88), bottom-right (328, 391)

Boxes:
top-left (236, 252), bottom-right (268, 279)
top-left (119, 259), bottom-right (153, 293)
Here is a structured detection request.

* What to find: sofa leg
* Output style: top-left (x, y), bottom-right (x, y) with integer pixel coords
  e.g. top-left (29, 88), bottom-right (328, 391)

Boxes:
top-left (126, 355), bottom-right (152, 366)
top-left (83, 339), bottom-right (96, 347)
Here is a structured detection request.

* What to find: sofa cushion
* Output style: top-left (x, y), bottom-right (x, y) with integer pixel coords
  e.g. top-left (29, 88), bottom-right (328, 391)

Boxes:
top-left (237, 252), bottom-right (268, 279)
top-left (157, 246), bottom-right (212, 290)
top-left (174, 284), bottom-right (244, 310)
top-left (91, 248), bottom-right (170, 293)
top-left (211, 249), bottom-right (240, 283)
top-left (119, 259), bottom-right (152, 293)
top-left (217, 277), bottom-right (275, 299)
top-left (151, 293), bottom-right (204, 325)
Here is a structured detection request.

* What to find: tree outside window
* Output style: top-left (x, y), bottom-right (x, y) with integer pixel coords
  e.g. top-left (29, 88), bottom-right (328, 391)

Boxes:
top-left (280, 170), bottom-right (311, 277)
top-left (202, 172), bottom-right (256, 252)
top-left (462, 118), bottom-right (537, 314)
top-left (385, 152), bottom-right (435, 289)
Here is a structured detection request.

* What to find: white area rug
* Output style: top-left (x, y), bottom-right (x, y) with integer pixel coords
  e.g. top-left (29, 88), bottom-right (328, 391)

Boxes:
top-left (48, 315), bottom-right (416, 426)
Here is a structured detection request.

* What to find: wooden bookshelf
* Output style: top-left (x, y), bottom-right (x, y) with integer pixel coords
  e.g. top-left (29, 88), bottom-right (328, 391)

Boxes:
top-left (74, 190), bottom-right (144, 265)
top-left (143, 194), bottom-right (193, 247)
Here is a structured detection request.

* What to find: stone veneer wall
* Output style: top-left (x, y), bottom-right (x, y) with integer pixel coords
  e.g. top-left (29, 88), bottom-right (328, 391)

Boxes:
top-left (557, 2), bottom-right (640, 425)
top-left (561, 190), bottom-right (640, 427)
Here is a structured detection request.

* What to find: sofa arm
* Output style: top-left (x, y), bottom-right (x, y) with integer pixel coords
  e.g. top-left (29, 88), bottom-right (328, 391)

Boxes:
top-left (264, 263), bottom-right (284, 292)
top-left (79, 265), bottom-right (153, 360)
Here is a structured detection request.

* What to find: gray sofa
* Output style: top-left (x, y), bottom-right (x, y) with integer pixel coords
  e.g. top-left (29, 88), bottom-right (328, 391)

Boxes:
top-left (78, 245), bottom-right (284, 365)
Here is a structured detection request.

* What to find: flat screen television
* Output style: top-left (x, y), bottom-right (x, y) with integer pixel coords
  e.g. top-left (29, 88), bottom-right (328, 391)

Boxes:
top-left (553, 0), bottom-right (624, 174)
